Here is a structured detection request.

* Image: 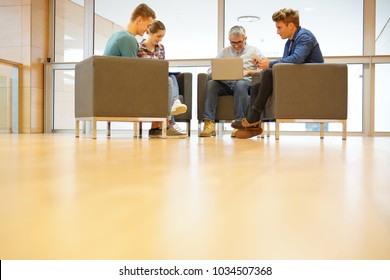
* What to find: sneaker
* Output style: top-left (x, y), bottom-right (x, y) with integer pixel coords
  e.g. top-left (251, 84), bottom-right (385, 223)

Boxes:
top-left (172, 123), bottom-right (187, 135)
top-left (171, 99), bottom-right (187, 116)
top-left (148, 127), bottom-right (162, 138)
top-left (167, 125), bottom-right (188, 138)
top-left (199, 120), bottom-right (216, 137)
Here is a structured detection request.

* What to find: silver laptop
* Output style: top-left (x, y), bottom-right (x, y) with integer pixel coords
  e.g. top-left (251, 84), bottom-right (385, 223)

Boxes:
top-left (211, 58), bottom-right (244, 80)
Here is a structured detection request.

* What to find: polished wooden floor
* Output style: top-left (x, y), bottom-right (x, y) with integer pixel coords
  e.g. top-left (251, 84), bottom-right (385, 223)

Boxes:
top-left (0, 132), bottom-right (389, 260)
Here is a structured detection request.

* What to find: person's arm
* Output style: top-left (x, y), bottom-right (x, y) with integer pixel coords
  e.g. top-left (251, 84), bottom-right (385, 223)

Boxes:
top-left (269, 33), bottom-right (315, 67)
top-left (118, 36), bottom-right (139, 58)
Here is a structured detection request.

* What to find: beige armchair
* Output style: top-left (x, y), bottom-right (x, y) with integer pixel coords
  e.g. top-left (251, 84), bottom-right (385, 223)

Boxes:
top-left (259, 63), bottom-right (348, 140)
top-left (75, 55), bottom-right (169, 139)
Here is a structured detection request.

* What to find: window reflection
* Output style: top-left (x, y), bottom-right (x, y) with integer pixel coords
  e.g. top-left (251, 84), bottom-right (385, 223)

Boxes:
top-left (225, 0), bottom-right (364, 57)
top-left (55, 0), bottom-right (84, 62)
top-left (375, 64), bottom-right (390, 132)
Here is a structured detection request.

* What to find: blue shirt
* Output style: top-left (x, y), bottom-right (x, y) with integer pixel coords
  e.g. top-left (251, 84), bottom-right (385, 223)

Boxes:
top-left (103, 30), bottom-right (139, 58)
top-left (269, 27), bottom-right (324, 68)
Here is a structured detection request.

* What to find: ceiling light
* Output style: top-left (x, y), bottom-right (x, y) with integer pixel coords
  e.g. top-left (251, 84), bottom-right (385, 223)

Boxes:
top-left (237, 16), bottom-right (260, 22)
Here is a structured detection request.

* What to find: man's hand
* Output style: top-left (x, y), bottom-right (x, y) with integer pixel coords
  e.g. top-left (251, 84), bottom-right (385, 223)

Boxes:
top-left (255, 57), bottom-right (270, 70)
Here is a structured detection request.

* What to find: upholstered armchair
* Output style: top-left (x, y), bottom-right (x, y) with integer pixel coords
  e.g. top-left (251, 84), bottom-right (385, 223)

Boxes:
top-left (259, 63), bottom-right (348, 140)
top-left (75, 55), bottom-right (169, 139)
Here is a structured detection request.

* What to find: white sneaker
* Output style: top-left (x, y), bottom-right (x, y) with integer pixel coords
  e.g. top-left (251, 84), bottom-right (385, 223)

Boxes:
top-left (171, 99), bottom-right (187, 116)
top-left (166, 124), bottom-right (188, 138)
top-left (172, 123), bottom-right (187, 135)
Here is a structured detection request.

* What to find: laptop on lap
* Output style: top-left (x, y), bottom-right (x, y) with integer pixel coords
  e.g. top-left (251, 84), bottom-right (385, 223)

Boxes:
top-left (211, 58), bottom-right (244, 80)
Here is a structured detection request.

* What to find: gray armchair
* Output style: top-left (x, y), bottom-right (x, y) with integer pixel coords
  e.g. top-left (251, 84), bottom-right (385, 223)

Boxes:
top-left (75, 55), bottom-right (169, 139)
top-left (259, 63), bottom-right (348, 140)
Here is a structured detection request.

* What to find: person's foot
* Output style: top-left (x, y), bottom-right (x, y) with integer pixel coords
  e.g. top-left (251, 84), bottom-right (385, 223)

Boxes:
top-left (231, 120), bottom-right (244, 129)
top-left (148, 127), bottom-right (162, 138)
top-left (234, 127), bottom-right (263, 139)
top-left (199, 120), bottom-right (216, 137)
top-left (171, 123), bottom-right (188, 136)
top-left (241, 117), bottom-right (261, 128)
top-left (171, 99), bottom-right (187, 116)
top-left (167, 125), bottom-right (188, 138)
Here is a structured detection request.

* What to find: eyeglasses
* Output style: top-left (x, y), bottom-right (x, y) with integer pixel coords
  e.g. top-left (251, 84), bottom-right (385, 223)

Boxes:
top-left (229, 40), bottom-right (244, 46)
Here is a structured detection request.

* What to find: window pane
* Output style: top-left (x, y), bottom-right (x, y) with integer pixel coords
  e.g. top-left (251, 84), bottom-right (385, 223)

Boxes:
top-left (225, 0), bottom-right (363, 57)
top-left (53, 69), bottom-right (75, 129)
top-left (94, 0), bottom-right (218, 59)
top-left (375, 64), bottom-right (390, 132)
top-left (376, 0), bottom-right (390, 55)
top-left (55, 0), bottom-right (84, 62)
top-left (0, 65), bottom-right (12, 133)
top-left (346, 64), bottom-right (363, 132)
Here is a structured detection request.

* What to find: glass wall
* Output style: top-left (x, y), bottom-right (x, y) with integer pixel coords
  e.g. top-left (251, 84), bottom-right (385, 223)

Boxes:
top-left (94, 0), bottom-right (218, 58)
top-left (55, 0), bottom-right (84, 62)
top-left (48, 0), bottom-right (389, 136)
top-left (225, 0), bottom-right (364, 57)
top-left (376, 0), bottom-right (390, 55)
top-left (375, 64), bottom-right (390, 132)
top-left (53, 69), bottom-right (76, 129)
top-left (0, 65), bottom-right (12, 133)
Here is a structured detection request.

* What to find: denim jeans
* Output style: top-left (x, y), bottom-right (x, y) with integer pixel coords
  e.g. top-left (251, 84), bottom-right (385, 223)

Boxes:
top-left (202, 79), bottom-right (251, 122)
top-left (168, 74), bottom-right (180, 124)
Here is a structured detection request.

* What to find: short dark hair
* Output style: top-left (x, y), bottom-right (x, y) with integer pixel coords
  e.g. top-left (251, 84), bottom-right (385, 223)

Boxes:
top-left (272, 8), bottom-right (300, 27)
top-left (130, 3), bottom-right (156, 22)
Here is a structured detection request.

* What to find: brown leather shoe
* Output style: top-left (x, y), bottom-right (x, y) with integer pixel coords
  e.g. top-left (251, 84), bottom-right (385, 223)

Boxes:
top-left (234, 127), bottom-right (263, 139)
top-left (241, 118), bottom-right (261, 128)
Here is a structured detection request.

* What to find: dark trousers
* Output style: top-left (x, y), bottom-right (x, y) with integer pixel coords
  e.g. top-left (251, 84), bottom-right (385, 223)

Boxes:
top-left (249, 69), bottom-right (273, 116)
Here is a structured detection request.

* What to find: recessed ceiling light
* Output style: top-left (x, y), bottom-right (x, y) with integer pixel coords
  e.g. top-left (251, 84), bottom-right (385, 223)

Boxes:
top-left (237, 16), bottom-right (260, 22)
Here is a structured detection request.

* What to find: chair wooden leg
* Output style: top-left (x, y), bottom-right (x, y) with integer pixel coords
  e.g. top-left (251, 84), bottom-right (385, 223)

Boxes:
top-left (139, 122), bottom-right (142, 138)
top-left (91, 119), bottom-right (97, 139)
top-left (187, 121), bottom-right (191, 136)
top-left (342, 120), bottom-right (347, 140)
top-left (275, 121), bottom-right (280, 140)
top-left (320, 123), bottom-right (325, 139)
top-left (75, 120), bottom-right (80, 138)
top-left (161, 119), bottom-right (167, 139)
top-left (134, 122), bottom-right (139, 138)
top-left (260, 122), bottom-right (265, 138)
top-left (267, 123), bottom-right (271, 138)
top-left (107, 121), bottom-right (111, 137)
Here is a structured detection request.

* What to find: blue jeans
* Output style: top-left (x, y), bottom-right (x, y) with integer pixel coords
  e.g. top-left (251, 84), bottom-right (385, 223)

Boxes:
top-left (202, 79), bottom-right (251, 122)
top-left (168, 74), bottom-right (180, 125)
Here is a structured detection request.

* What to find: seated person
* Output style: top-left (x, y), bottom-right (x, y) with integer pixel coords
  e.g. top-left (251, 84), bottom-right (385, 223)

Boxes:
top-left (199, 25), bottom-right (264, 137)
top-left (232, 8), bottom-right (324, 139)
top-left (138, 20), bottom-right (187, 138)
